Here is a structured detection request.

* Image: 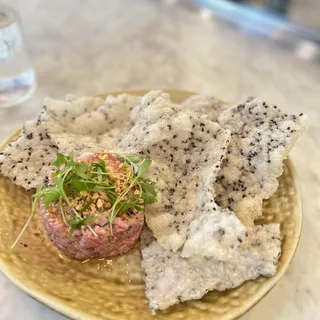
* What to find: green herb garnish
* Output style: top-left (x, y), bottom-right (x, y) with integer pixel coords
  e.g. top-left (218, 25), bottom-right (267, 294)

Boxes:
top-left (11, 152), bottom-right (157, 248)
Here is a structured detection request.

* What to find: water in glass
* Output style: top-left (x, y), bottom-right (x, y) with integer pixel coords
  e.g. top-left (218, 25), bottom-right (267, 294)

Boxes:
top-left (0, 4), bottom-right (36, 108)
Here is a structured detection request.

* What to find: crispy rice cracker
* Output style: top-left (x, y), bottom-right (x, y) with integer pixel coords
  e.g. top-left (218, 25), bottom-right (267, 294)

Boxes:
top-left (118, 91), bottom-right (246, 255)
top-left (141, 224), bottom-right (281, 311)
top-left (215, 97), bottom-right (308, 225)
top-left (182, 94), bottom-right (229, 121)
top-left (0, 94), bottom-right (141, 189)
top-left (42, 94), bottom-right (141, 154)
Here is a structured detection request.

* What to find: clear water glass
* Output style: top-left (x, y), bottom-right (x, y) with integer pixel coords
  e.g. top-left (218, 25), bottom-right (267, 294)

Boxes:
top-left (0, 3), bottom-right (36, 108)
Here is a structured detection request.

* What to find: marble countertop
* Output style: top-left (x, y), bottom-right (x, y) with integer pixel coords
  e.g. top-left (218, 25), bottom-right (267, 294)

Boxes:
top-left (1, 0), bottom-right (319, 319)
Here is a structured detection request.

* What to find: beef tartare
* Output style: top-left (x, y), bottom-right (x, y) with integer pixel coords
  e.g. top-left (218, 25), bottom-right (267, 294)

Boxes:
top-left (41, 200), bottom-right (145, 260)
top-left (12, 152), bottom-right (157, 259)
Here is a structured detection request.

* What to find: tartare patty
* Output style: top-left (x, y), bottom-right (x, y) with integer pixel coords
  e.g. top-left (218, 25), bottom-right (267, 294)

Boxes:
top-left (41, 153), bottom-right (145, 260)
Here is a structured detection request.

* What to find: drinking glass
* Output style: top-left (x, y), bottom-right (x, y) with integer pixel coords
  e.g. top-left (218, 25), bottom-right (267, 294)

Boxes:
top-left (0, 1), bottom-right (36, 108)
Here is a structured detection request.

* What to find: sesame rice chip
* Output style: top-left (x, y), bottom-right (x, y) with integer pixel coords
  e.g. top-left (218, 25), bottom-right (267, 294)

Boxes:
top-left (215, 97), bottom-right (308, 225)
top-left (141, 224), bottom-right (281, 311)
top-left (0, 94), bottom-right (141, 189)
top-left (117, 91), bottom-right (246, 256)
top-left (182, 94), bottom-right (229, 121)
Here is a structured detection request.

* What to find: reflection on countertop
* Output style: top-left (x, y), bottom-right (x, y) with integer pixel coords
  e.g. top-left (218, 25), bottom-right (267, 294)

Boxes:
top-left (193, 0), bottom-right (320, 31)
top-left (0, 0), bottom-right (320, 320)
top-left (189, 0), bottom-right (320, 63)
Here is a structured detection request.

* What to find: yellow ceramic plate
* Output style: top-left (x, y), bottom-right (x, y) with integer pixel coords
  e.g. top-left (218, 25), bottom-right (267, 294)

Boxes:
top-left (0, 90), bottom-right (302, 320)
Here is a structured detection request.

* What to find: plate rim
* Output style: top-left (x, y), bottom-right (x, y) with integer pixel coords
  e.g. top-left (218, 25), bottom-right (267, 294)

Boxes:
top-left (0, 89), bottom-right (302, 320)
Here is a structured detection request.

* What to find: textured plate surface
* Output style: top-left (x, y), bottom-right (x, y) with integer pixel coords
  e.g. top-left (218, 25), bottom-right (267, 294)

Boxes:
top-left (0, 90), bottom-right (302, 320)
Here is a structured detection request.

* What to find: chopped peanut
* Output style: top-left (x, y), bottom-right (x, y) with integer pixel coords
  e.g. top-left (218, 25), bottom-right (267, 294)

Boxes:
top-left (75, 204), bottom-right (83, 210)
top-left (92, 193), bottom-right (99, 200)
top-left (97, 199), bottom-right (103, 208)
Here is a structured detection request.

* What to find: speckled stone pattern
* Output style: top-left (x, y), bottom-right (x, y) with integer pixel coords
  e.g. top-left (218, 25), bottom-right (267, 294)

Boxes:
top-left (0, 91), bottom-right (302, 320)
